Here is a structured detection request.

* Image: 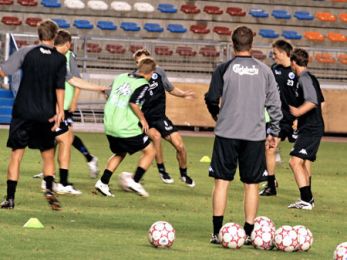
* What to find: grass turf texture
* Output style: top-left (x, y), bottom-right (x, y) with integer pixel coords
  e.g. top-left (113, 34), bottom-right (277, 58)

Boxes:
top-left (0, 129), bottom-right (346, 260)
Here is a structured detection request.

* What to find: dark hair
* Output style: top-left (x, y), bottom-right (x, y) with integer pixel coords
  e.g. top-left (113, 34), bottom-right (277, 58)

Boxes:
top-left (133, 49), bottom-right (151, 60)
top-left (138, 57), bottom-right (156, 74)
top-left (232, 26), bottom-right (253, 52)
top-left (272, 40), bottom-right (293, 57)
top-left (38, 20), bottom-right (58, 41)
top-left (290, 48), bottom-right (309, 67)
top-left (54, 29), bottom-right (72, 46)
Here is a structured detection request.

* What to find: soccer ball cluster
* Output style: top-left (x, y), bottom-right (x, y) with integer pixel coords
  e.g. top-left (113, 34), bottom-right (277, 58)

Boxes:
top-left (251, 216), bottom-right (276, 250)
top-left (219, 222), bottom-right (246, 249)
top-left (148, 221), bottom-right (176, 248)
top-left (334, 242), bottom-right (347, 260)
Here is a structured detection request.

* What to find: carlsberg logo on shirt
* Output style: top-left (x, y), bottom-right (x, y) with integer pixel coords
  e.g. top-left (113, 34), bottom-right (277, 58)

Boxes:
top-left (233, 64), bottom-right (259, 75)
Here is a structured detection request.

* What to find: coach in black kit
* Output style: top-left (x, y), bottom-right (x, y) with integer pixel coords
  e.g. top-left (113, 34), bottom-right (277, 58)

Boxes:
top-left (205, 26), bottom-right (282, 244)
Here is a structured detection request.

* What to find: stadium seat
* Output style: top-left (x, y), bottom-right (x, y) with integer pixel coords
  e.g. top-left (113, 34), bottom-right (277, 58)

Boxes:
top-left (52, 18), bottom-right (70, 28)
top-left (18, 0), bottom-right (37, 6)
top-left (73, 19), bottom-right (93, 29)
top-left (87, 0), bottom-right (108, 10)
top-left (226, 7), bottom-right (246, 16)
top-left (167, 24), bottom-right (187, 33)
top-left (155, 46), bottom-right (173, 56)
top-left (332, 0), bottom-right (347, 2)
top-left (180, 4), bottom-right (200, 14)
top-left (97, 21), bottom-right (117, 30)
top-left (282, 30), bottom-right (302, 40)
top-left (316, 12), bottom-right (336, 22)
top-left (110, 1), bottom-right (131, 11)
top-left (327, 32), bottom-right (346, 42)
top-left (41, 0), bottom-right (61, 8)
top-left (144, 23), bottom-right (163, 33)
top-left (157, 3), bottom-right (177, 13)
top-left (1, 16), bottom-right (22, 25)
top-left (176, 46), bottom-right (197, 57)
top-left (129, 45), bottom-right (143, 53)
top-left (85, 43), bottom-right (102, 53)
top-left (64, 0), bottom-right (85, 9)
top-left (203, 5), bottom-right (223, 15)
top-left (213, 26), bottom-right (231, 36)
top-left (251, 49), bottom-right (266, 60)
top-left (120, 22), bottom-right (140, 32)
top-left (133, 2), bottom-right (154, 12)
top-left (0, 0), bottom-right (13, 5)
top-left (259, 29), bottom-right (279, 38)
top-left (339, 13), bottom-right (347, 23)
top-left (249, 8), bottom-right (269, 18)
top-left (294, 11), bottom-right (314, 20)
top-left (304, 31), bottom-right (324, 42)
top-left (25, 17), bottom-right (42, 27)
top-left (272, 10), bottom-right (291, 19)
top-left (190, 24), bottom-right (210, 34)
top-left (199, 46), bottom-right (219, 57)
top-left (338, 54), bottom-right (347, 65)
top-left (16, 39), bottom-right (28, 48)
top-left (315, 53), bottom-right (336, 64)
top-left (105, 44), bottom-right (126, 54)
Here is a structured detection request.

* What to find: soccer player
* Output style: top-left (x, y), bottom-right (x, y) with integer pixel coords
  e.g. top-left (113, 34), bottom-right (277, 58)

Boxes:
top-left (133, 49), bottom-right (196, 187)
top-left (260, 40), bottom-right (298, 196)
top-left (287, 48), bottom-right (324, 210)
top-left (94, 57), bottom-right (156, 197)
top-left (205, 26), bottom-right (282, 243)
top-left (0, 20), bottom-right (66, 210)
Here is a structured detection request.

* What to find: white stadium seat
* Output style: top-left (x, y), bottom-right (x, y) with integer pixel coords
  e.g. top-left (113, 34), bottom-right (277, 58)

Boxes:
top-left (133, 2), bottom-right (154, 13)
top-left (64, 0), bottom-right (85, 9)
top-left (110, 1), bottom-right (131, 11)
top-left (88, 0), bottom-right (108, 10)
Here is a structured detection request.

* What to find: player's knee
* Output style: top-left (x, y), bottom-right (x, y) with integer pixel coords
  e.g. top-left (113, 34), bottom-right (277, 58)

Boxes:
top-left (175, 142), bottom-right (186, 154)
top-left (289, 157), bottom-right (301, 170)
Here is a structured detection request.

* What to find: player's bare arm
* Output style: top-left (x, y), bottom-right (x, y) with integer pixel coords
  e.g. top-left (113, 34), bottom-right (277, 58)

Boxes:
top-left (169, 87), bottom-right (196, 99)
top-left (130, 102), bottom-right (149, 133)
top-left (289, 102), bottom-right (316, 117)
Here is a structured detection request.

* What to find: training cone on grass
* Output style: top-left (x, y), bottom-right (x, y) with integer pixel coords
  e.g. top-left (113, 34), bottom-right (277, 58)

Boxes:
top-left (200, 155), bottom-right (211, 163)
top-left (23, 218), bottom-right (44, 228)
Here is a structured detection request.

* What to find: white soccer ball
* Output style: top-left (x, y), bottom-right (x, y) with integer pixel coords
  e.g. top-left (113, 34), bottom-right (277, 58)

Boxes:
top-left (293, 225), bottom-right (313, 251)
top-left (148, 221), bottom-right (176, 248)
top-left (274, 225), bottom-right (298, 252)
top-left (118, 172), bottom-right (133, 191)
top-left (219, 222), bottom-right (246, 249)
top-left (334, 242), bottom-right (347, 260)
top-left (253, 216), bottom-right (276, 231)
top-left (251, 225), bottom-right (275, 250)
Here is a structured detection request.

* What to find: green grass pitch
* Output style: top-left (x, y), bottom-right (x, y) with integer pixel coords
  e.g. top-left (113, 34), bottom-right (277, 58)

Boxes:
top-left (0, 129), bottom-right (346, 259)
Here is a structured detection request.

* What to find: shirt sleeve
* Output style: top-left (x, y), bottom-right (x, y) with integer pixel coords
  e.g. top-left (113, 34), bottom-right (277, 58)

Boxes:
top-left (129, 84), bottom-right (149, 105)
top-left (300, 75), bottom-right (319, 105)
top-left (156, 67), bottom-right (174, 92)
top-left (0, 46), bottom-right (34, 75)
top-left (65, 52), bottom-right (81, 81)
top-left (55, 56), bottom-right (67, 90)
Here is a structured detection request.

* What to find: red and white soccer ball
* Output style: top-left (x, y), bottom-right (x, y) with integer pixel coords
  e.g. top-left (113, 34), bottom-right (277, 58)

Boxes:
top-left (293, 225), bottom-right (313, 251)
top-left (219, 222), bottom-right (246, 249)
top-left (334, 242), bottom-right (347, 260)
top-left (274, 225), bottom-right (299, 252)
top-left (253, 216), bottom-right (276, 231)
top-left (251, 224), bottom-right (275, 250)
top-left (118, 172), bottom-right (133, 192)
top-left (148, 221), bottom-right (176, 248)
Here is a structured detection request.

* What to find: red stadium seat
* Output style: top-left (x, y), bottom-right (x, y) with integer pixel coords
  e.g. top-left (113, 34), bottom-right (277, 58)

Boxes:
top-left (155, 46), bottom-right (173, 56)
top-left (304, 32), bottom-right (324, 42)
top-left (327, 32), bottom-right (347, 42)
top-left (129, 45), bottom-right (143, 53)
top-left (226, 7), bottom-right (246, 16)
top-left (1, 16), bottom-right (22, 25)
top-left (213, 26), bottom-right (231, 36)
top-left (190, 24), bottom-right (210, 34)
top-left (176, 46), bottom-right (197, 57)
top-left (338, 54), bottom-right (347, 65)
top-left (180, 4), bottom-right (200, 14)
top-left (315, 12), bottom-right (336, 22)
top-left (332, 0), bottom-right (347, 2)
top-left (251, 50), bottom-right (266, 60)
top-left (18, 0), bottom-right (37, 6)
top-left (0, 0), bottom-right (13, 4)
top-left (339, 13), bottom-right (347, 23)
top-left (26, 17), bottom-right (42, 27)
top-left (203, 5), bottom-right (223, 15)
top-left (105, 44), bottom-right (126, 54)
top-left (315, 53), bottom-right (336, 64)
top-left (85, 43), bottom-right (102, 53)
top-left (16, 40), bottom-right (29, 48)
top-left (199, 46), bottom-right (219, 57)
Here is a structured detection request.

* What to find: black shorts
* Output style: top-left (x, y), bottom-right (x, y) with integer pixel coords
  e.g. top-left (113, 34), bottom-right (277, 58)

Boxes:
top-left (106, 134), bottom-right (151, 155)
top-left (209, 136), bottom-right (267, 183)
top-left (7, 117), bottom-right (56, 151)
top-left (290, 135), bottom-right (322, 161)
top-left (148, 116), bottom-right (178, 138)
top-left (64, 110), bottom-right (74, 126)
top-left (54, 111), bottom-right (73, 137)
top-left (266, 122), bottom-right (296, 143)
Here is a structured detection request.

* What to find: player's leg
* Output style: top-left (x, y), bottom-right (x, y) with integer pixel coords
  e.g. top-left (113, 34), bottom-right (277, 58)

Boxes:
top-left (305, 160), bottom-right (312, 186)
top-left (244, 183), bottom-right (259, 243)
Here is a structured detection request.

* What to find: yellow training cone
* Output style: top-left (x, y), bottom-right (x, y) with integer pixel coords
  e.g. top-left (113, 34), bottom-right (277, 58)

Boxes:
top-left (200, 155), bottom-right (211, 163)
top-left (23, 218), bottom-right (44, 228)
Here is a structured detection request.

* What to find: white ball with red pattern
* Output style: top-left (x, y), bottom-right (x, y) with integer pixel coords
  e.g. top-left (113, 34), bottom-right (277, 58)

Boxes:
top-left (274, 225), bottom-right (299, 252)
top-left (219, 222), bottom-right (246, 249)
top-left (251, 225), bottom-right (275, 250)
top-left (148, 221), bottom-right (175, 248)
top-left (253, 216), bottom-right (276, 231)
top-left (334, 242), bottom-right (347, 260)
top-left (293, 225), bottom-right (313, 251)
top-left (118, 172), bottom-right (133, 192)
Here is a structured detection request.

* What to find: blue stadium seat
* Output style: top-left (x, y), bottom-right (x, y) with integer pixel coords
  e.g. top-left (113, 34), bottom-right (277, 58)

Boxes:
top-left (52, 18), bottom-right (70, 28)
top-left (249, 9), bottom-right (269, 18)
top-left (272, 10), bottom-right (291, 19)
top-left (167, 24), bottom-right (187, 33)
top-left (120, 22), bottom-right (140, 31)
top-left (41, 0), bottom-right (61, 8)
top-left (282, 30), bottom-right (302, 40)
top-left (97, 21), bottom-right (117, 30)
top-left (158, 3), bottom-right (177, 13)
top-left (144, 23), bottom-right (164, 33)
top-left (259, 29), bottom-right (279, 38)
top-left (294, 11), bottom-right (314, 20)
top-left (73, 20), bottom-right (93, 29)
